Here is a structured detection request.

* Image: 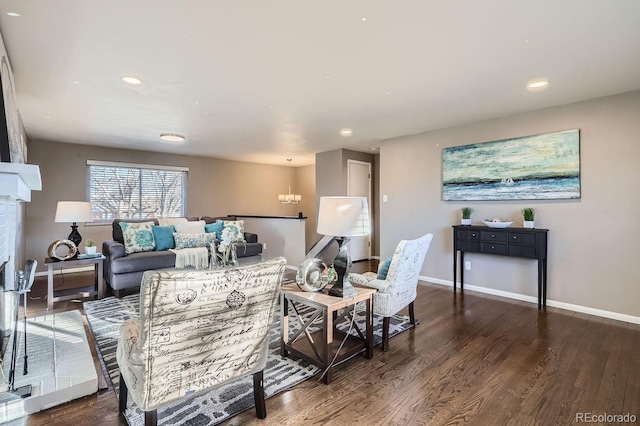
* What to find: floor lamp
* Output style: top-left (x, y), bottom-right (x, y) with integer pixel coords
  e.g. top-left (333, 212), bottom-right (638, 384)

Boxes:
top-left (316, 196), bottom-right (370, 298)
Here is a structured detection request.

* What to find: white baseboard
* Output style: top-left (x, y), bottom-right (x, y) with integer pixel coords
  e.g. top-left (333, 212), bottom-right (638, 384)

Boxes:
top-left (420, 275), bottom-right (640, 325)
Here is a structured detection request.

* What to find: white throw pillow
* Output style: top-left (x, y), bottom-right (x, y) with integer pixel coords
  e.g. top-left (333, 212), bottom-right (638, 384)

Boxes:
top-left (174, 220), bottom-right (206, 234)
top-left (157, 217), bottom-right (188, 227)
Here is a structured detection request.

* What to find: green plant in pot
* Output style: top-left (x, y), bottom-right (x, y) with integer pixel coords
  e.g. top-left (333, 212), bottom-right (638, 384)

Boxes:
top-left (461, 207), bottom-right (474, 225)
top-left (84, 238), bottom-right (97, 255)
top-left (522, 208), bottom-right (535, 228)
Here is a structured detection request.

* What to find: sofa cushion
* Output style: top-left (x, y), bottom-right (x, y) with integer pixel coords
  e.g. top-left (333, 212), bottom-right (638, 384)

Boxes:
top-left (113, 218), bottom-right (159, 243)
top-left (120, 222), bottom-right (156, 254)
top-left (173, 233), bottom-right (215, 249)
top-left (201, 215), bottom-right (234, 224)
top-left (204, 221), bottom-right (224, 239)
top-left (110, 250), bottom-right (177, 274)
top-left (152, 225), bottom-right (176, 251)
top-left (174, 220), bottom-right (206, 234)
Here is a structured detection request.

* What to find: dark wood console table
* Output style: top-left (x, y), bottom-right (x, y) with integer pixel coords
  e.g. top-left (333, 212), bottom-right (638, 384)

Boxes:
top-left (452, 225), bottom-right (549, 309)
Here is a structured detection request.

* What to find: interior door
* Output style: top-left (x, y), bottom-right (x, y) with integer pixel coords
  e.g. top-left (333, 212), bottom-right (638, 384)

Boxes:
top-left (347, 159), bottom-right (371, 261)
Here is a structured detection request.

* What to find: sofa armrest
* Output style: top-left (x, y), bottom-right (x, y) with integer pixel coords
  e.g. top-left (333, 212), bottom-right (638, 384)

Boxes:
top-left (103, 240), bottom-right (126, 260)
top-left (244, 232), bottom-right (258, 243)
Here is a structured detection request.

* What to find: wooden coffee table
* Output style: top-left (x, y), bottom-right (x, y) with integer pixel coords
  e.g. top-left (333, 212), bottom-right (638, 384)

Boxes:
top-left (280, 283), bottom-right (375, 384)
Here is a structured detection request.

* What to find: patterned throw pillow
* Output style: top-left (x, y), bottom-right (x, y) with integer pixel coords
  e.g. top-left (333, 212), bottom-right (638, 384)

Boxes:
top-left (173, 233), bottom-right (216, 249)
top-left (120, 222), bottom-right (156, 254)
top-left (223, 220), bottom-right (246, 242)
top-left (377, 256), bottom-right (393, 280)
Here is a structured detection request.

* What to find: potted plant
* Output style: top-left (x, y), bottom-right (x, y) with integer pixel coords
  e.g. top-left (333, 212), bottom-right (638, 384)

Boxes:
top-left (522, 208), bottom-right (535, 228)
top-left (85, 239), bottom-right (97, 255)
top-left (461, 207), bottom-right (474, 225)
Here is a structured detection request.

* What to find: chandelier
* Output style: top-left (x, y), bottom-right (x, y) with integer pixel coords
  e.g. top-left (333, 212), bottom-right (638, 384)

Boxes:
top-left (278, 159), bottom-right (301, 204)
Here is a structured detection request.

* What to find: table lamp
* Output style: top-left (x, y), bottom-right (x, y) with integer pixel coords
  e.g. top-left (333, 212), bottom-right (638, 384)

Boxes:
top-left (54, 201), bottom-right (93, 248)
top-left (316, 196), bottom-right (370, 298)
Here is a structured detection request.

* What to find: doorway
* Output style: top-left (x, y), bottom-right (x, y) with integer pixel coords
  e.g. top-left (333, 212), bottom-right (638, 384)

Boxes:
top-left (347, 159), bottom-right (371, 261)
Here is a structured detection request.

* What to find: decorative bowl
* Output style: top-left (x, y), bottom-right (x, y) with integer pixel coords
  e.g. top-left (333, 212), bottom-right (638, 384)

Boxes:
top-left (482, 219), bottom-right (513, 228)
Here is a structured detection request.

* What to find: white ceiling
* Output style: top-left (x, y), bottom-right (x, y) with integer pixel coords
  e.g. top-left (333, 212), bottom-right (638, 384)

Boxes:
top-left (1, 1), bottom-right (639, 166)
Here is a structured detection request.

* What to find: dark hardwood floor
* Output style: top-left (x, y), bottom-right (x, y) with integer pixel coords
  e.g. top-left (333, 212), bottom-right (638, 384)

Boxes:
top-left (18, 261), bottom-right (640, 425)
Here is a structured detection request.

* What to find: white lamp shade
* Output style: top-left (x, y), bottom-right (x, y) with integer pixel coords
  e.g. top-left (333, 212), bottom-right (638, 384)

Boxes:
top-left (55, 201), bottom-right (93, 223)
top-left (317, 196), bottom-right (370, 237)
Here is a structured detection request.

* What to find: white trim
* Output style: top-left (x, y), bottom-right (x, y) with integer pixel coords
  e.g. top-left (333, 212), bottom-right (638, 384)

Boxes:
top-left (87, 159), bottom-right (189, 172)
top-left (419, 275), bottom-right (640, 325)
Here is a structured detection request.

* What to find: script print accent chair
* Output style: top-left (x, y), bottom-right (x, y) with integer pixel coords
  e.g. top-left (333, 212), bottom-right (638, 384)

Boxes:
top-left (116, 257), bottom-right (286, 426)
top-left (350, 233), bottom-right (433, 351)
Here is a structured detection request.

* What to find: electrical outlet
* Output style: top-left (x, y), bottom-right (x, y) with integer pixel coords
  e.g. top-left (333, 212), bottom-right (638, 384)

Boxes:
top-left (464, 261), bottom-right (471, 270)
top-left (263, 243), bottom-right (267, 251)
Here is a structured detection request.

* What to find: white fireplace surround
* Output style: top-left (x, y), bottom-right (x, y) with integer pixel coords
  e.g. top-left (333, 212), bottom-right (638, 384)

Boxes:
top-left (0, 163), bottom-right (42, 338)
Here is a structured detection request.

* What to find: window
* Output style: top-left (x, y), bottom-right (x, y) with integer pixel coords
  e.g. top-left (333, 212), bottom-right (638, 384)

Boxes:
top-left (87, 160), bottom-right (188, 222)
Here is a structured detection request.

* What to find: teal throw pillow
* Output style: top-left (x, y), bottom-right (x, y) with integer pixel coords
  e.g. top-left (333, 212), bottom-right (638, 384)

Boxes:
top-left (152, 225), bottom-right (176, 251)
top-left (205, 221), bottom-right (224, 240)
top-left (119, 222), bottom-right (156, 254)
top-left (377, 256), bottom-right (393, 280)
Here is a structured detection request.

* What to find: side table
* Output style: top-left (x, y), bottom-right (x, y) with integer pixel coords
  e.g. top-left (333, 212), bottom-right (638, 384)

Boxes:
top-left (280, 284), bottom-right (376, 384)
top-left (45, 255), bottom-right (105, 310)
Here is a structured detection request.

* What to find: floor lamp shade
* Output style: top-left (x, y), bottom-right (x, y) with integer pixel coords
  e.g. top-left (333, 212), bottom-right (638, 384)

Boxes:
top-left (317, 197), bottom-right (370, 298)
top-left (55, 201), bottom-right (93, 248)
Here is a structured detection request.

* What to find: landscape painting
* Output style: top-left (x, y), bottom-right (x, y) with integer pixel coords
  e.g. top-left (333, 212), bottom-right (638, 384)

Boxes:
top-left (442, 129), bottom-right (580, 201)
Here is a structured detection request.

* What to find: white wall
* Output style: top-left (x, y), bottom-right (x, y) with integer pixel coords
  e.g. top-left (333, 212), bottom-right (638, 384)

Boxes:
top-left (379, 90), bottom-right (640, 318)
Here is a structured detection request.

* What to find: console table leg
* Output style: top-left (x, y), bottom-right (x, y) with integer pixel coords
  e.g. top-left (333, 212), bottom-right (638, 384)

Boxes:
top-left (537, 259), bottom-right (543, 310)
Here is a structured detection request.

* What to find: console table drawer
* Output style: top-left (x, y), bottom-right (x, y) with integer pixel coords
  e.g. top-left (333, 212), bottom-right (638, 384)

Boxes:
top-left (508, 232), bottom-right (536, 246)
top-left (508, 245), bottom-right (537, 258)
top-left (481, 242), bottom-right (508, 255)
top-left (481, 231), bottom-right (507, 242)
top-left (458, 241), bottom-right (480, 251)
top-left (456, 229), bottom-right (480, 241)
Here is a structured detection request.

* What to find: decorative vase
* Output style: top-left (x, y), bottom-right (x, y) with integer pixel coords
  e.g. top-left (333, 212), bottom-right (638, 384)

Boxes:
top-left (524, 220), bottom-right (535, 228)
top-left (461, 218), bottom-right (471, 225)
top-left (85, 246), bottom-right (97, 255)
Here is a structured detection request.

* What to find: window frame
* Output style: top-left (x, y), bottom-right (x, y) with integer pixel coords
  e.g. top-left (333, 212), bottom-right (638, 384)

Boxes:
top-left (86, 160), bottom-right (188, 223)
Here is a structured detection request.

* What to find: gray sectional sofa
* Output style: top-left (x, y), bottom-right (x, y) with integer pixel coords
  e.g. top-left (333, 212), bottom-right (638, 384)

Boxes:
top-left (102, 216), bottom-right (263, 297)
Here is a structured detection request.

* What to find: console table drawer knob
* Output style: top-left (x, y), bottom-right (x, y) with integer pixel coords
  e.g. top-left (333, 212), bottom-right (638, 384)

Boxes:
top-left (491, 234), bottom-right (496, 238)
top-left (491, 245), bottom-right (495, 249)
top-left (513, 236), bottom-right (518, 240)
top-left (471, 233), bottom-right (477, 237)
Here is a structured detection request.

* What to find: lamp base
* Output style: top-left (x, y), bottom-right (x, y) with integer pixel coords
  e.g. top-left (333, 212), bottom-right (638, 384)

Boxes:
top-left (68, 222), bottom-right (81, 253)
top-left (327, 237), bottom-right (358, 298)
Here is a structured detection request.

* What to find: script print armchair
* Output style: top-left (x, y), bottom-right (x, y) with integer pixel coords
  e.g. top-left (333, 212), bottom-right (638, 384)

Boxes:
top-left (116, 257), bottom-right (286, 426)
top-left (350, 233), bottom-right (433, 351)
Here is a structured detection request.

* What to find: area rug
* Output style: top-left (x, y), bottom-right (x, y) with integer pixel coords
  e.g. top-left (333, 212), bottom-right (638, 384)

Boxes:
top-left (84, 294), bottom-right (417, 426)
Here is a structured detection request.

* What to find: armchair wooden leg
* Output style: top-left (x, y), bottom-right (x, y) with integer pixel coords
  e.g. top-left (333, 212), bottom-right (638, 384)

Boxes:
top-left (118, 373), bottom-right (128, 416)
top-left (382, 317), bottom-right (390, 352)
top-left (145, 410), bottom-right (158, 426)
top-left (253, 370), bottom-right (267, 419)
top-left (409, 302), bottom-right (416, 325)
top-left (114, 289), bottom-right (125, 298)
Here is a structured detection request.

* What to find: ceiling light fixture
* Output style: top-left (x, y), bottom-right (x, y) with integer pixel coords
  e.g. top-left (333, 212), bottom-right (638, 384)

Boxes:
top-left (527, 79), bottom-right (549, 90)
top-left (278, 159), bottom-right (301, 204)
top-left (7, 12), bottom-right (21, 17)
top-left (160, 133), bottom-right (185, 142)
top-left (340, 128), bottom-right (353, 137)
top-left (121, 76), bottom-right (142, 85)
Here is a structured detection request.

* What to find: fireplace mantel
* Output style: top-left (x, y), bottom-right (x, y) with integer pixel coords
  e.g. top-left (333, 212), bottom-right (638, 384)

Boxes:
top-left (0, 163), bottom-right (42, 201)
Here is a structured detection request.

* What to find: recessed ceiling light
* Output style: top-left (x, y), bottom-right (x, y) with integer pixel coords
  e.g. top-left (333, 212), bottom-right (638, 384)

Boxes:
top-left (160, 133), bottom-right (185, 142)
top-left (121, 76), bottom-right (142, 85)
top-left (340, 128), bottom-right (353, 137)
top-left (7, 12), bottom-right (21, 17)
top-left (361, 17), bottom-right (367, 22)
top-left (527, 79), bottom-right (549, 90)
top-left (325, 75), bottom-right (331, 79)
top-left (370, 147), bottom-right (379, 151)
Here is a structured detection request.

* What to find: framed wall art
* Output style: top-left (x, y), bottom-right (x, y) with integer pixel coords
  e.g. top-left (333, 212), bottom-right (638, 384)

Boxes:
top-left (442, 129), bottom-right (580, 201)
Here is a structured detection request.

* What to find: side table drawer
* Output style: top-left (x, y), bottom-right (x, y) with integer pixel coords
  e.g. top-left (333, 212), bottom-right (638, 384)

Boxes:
top-left (458, 241), bottom-right (480, 252)
top-left (481, 242), bottom-right (508, 255)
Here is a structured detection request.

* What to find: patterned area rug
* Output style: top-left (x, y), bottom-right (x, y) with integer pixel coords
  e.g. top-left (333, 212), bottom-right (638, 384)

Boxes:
top-left (84, 293), bottom-right (417, 426)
